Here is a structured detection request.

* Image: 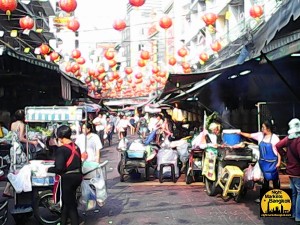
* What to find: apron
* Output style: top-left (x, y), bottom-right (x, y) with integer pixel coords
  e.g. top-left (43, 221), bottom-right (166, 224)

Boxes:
top-left (258, 134), bottom-right (279, 181)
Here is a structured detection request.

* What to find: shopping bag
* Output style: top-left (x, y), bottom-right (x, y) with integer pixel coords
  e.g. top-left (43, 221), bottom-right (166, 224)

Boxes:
top-left (78, 180), bottom-right (97, 211)
top-left (252, 162), bottom-right (264, 182)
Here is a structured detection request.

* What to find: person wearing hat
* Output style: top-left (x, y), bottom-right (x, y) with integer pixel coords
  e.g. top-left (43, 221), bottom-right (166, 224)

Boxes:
top-left (276, 118), bottom-right (300, 224)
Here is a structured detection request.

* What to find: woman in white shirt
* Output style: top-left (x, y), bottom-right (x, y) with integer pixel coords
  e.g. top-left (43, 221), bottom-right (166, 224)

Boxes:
top-left (75, 122), bottom-right (103, 163)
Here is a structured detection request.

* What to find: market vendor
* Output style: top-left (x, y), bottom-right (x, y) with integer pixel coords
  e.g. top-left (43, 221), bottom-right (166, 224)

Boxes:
top-left (199, 122), bottom-right (222, 149)
top-left (200, 121), bottom-right (223, 181)
top-left (47, 125), bottom-right (83, 225)
top-left (239, 119), bottom-right (281, 203)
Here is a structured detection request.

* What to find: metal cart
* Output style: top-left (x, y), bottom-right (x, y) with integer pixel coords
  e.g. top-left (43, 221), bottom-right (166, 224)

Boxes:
top-left (9, 106), bottom-right (88, 224)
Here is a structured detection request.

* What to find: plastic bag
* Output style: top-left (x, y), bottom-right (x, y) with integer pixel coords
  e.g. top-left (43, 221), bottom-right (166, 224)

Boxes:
top-left (172, 140), bottom-right (189, 164)
top-left (244, 164), bottom-right (254, 182)
top-left (78, 180), bottom-right (97, 211)
top-left (157, 148), bottom-right (179, 178)
top-left (252, 162), bottom-right (264, 181)
top-left (90, 175), bottom-right (107, 207)
top-left (118, 138), bottom-right (129, 150)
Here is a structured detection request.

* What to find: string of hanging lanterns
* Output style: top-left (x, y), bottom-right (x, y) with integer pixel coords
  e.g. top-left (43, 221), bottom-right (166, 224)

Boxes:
top-left (1, 0), bottom-right (266, 99)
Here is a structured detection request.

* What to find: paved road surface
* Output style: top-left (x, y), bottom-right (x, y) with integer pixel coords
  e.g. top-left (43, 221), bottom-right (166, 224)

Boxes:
top-left (0, 133), bottom-right (296, 225)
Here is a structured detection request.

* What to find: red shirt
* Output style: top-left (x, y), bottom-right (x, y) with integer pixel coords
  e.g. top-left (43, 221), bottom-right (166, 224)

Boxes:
top-left (276, 136), bottom-right (300, 176)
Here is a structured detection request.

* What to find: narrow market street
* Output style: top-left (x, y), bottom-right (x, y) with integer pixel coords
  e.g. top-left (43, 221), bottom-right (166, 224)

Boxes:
top-left (0, 133), bottom-right (296, 225)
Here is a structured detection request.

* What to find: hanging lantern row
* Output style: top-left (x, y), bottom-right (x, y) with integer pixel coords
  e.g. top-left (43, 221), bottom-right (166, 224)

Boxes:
top-left (59, 0), bottom-right (77, 13)
top-left (250, 5), bottom-right (264, 19)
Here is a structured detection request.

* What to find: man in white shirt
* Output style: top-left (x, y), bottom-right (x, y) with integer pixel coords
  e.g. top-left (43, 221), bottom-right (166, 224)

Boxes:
top-left (92, 113), bottom-right (107, 145)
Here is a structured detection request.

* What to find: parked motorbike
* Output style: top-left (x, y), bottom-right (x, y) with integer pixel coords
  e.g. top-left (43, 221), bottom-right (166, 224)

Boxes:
top-left (202, 143), bottom-right (257, 202)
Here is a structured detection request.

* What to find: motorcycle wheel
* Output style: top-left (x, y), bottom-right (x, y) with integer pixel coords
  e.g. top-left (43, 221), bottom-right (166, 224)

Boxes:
top-left (185, 163), bottom-right (193, 184)
top-left (33, 190), bottom-right (61, 225)
top-left (204, 177), bottom-right (219, 196)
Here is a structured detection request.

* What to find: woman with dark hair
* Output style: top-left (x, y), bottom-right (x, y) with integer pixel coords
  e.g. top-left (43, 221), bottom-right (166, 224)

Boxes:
top-left (11, 109), bottom-right (38, 154)
top-left (3, 109), bottom-right (39, 198)
top-left (47, 125), bottom-right (83, 225)
top-left (75, 122), bottom-right (103, 163)
top-left (240, 120), bottom-right (281, 202)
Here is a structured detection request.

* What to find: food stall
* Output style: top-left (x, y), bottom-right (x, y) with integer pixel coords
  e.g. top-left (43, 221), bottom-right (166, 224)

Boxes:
top-left (9, 106), bottom-right (88, 224)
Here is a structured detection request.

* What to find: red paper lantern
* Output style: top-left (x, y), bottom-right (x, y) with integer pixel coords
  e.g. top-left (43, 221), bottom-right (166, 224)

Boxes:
top-left (88, 69), bottom-right (96, 77)
top-left (67, 18), bottom-right (80, 32)
top-left (181, 62), bottom-right (190, 70)
top-left (125, 67), bottom-right (133, 75)
top-left (138, 59), bottom-right (146, 67)
top-left (113, 72), bottom-right (120, 79)
top-left (199, 52), bottom-right (209, 62)
top-left (135, 72), bottom-right (142, 79)
top-left (158, 71), bottom-right (167, 78)
top-left (85, 76), bottom-right (91, 84)
top-left (168, 57), bottom-right (177, 66)
top-left (250, 5), bottom-right (264, 19)
top-left (211, 41), bottom-right (222, 52)
top-left (109, 59), bottom-right (117, 68)
top-left (76, 57), bottom-right (85, 65)
top-left (104, 50), bottom-right (115, 60)
top-left (19, 16), bottom-right (34, 30)
top-left (129, 0), bottom-right (145, 7)
top-left (39, 44), bottom-right (50, 55)
top-left (113, 19), bottom-right (126, 31)
top-left (50, 52), bottom-right (59, 61)
top-left (178, 47), bottom-right (188, 57)
top-left (71, 49), bottom-right (81, 59)
top-left (140, 50), bottom-right (150, 60)
top-left (71, 63), bottom-right (80, 73)
top-left (98, 66), bottom-right (105, 74)
top-left (0, 0), bottom-right (17, 15)
top-left (135, 78), bottom-right (143, 84)
top-left (152, 66), bottom-right (159, 74)
top-left (65, 64), bottom-right (72, 73)
top-left (59, 0), bottom-right (77, 13)
top-left (159, 15), bottom-right (172, 29)
top-left (202, 13), bottom-right (218, 26)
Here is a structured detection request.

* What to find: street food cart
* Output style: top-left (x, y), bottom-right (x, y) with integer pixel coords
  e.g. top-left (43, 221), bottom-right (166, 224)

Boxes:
top-left (9, 106), bottom-right (90, 224)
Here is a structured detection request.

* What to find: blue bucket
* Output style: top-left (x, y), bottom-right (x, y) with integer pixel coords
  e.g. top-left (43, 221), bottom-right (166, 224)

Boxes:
top-left (222, 129), bottom-right (241, 146)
